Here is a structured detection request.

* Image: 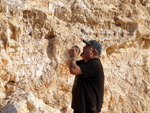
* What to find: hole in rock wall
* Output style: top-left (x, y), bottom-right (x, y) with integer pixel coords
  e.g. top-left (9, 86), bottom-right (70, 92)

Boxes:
top-left (0, 0), bottom-right (6, 13)
top-left (45, 28), bottom-right (56, 39)
top-left (140, 0), bottom-right (146, 5)
top-left (106, 45), bottom-right (119, 55)
top-left (46, 29), bottom-right (56, 60)
top-left (114, 16), bottom-right (138, 35)
top-left (131, 0), bottom-right (136, 5)
top-left (23, 9), bottom-right (47, 39)
top-left (23, 9), bottom-right (47, 22)
top-left (0, 1), bottom-right (2, 13)
top-left (0, 30), bottom-right (7, 48)
top-left (5, 81), bottom-right (16, 96)
top-left (8, 23), bottom-right (18, 41)
top-left (138, 38), bottom-right (150, 49)
top-left (144, 39), bottom-right (150, 49)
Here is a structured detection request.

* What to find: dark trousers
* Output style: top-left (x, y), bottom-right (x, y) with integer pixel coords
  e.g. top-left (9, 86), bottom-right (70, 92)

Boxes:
top-left (74, 110), bottom-right (99, 113)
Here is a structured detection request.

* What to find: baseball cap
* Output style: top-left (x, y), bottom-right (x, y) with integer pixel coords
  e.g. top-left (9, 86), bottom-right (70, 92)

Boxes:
top-left (83, 40), bottom-right (102, 55)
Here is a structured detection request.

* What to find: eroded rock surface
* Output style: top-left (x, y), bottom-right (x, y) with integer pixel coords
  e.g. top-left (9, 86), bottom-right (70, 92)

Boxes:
top-left (0, 0), bottom-right (150, 113)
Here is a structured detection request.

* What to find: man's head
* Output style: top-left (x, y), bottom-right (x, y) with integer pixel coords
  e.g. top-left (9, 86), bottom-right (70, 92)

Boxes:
top-left (81, 40), bottom-right (102, 61)
top-left (83, 40), bottom-right (102, 55)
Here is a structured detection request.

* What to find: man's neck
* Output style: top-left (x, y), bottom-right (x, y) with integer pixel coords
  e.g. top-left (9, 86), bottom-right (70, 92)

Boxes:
top-left (84, 56), bottom-right (99, 62)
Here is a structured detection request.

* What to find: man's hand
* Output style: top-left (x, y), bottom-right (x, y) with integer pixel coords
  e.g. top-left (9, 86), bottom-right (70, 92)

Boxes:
top-left (68, 46), bottom-right (82, 75)
top-left (68, 47), bottom-right (79, 58)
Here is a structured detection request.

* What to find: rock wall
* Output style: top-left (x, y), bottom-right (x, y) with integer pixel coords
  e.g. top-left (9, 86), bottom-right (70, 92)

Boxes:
top-left (0, 0), bottom-right (150, 113)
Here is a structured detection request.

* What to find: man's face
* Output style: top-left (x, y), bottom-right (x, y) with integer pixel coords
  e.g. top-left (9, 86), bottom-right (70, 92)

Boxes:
top-left (81, 44), bottom-right (94, 60)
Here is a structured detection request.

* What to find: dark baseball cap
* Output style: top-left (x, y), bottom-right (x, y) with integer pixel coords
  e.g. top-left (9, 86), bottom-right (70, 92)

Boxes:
top-left (83, 40), bottom-right (102, 55)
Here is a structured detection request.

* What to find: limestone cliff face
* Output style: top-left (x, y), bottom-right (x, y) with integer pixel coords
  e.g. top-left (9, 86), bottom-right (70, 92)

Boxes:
top-left (0, 0), bottom-right (150, 113)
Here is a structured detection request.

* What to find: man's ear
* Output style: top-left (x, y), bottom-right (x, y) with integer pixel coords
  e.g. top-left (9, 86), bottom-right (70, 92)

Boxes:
top-left (91, 49), bottom-right (96, 56)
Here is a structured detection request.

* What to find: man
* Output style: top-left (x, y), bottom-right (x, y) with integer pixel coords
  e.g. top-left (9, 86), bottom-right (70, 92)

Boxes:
top-left (68, 40), bottom-right (105, 113)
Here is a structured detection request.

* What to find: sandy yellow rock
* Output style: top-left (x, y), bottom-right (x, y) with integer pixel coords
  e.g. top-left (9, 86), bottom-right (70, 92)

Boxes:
top-left (0, 0), bottom-right (150, 113)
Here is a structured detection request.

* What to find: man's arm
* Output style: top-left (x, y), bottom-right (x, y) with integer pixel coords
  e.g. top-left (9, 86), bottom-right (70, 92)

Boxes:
top-left (69, 57), bottom-right (82, 75)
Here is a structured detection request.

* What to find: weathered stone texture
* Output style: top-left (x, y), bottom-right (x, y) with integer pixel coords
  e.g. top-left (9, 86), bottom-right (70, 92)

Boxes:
top-left (0, 0), bottom-right (150, 113)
